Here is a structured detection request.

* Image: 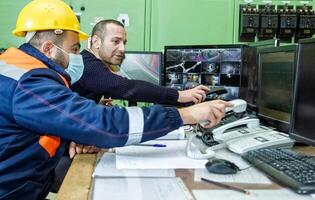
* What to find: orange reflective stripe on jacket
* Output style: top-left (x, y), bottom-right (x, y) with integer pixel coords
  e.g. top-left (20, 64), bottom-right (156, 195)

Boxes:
top-left (0, 47), bottom-right (47, 70)
top-left (39, 136), bottom-right (61, 157)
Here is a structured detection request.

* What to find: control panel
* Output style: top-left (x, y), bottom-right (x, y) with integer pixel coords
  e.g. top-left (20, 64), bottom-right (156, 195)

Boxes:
top-left (238, 3), bottom-right (315, 42)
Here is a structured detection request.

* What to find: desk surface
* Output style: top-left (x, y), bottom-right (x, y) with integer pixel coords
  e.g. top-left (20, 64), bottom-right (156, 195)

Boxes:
top-left (56, 146), bottom-right (315, 200)
top-left (56, 154), bottom-right (97, 200)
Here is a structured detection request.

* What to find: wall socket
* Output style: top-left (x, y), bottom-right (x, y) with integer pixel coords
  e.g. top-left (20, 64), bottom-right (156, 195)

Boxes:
top-left (117, 14), bottom-right (130, 27)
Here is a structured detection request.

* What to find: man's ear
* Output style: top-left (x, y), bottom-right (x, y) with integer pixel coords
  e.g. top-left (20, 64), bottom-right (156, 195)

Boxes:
top-left (91, 35), bottom-right (101, 49)
top-left (41, 41), bottom-right (54, 57)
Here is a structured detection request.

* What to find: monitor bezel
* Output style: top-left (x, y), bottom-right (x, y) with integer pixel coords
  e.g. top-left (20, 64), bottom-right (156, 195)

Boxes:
top-left (239, 40), bottom-right (279, 111)
top-left (290, 38), bottom-right (315, 146)
top-left (121, 51), bottom-right (163, 86)
top-left (257, 45), bottom-right (297, 133)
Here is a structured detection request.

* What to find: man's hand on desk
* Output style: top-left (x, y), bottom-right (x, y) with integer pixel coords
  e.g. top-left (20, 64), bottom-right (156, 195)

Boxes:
top-left (178, 100), bottom-right (233, 128)
top-left (69, 142), bottom-right (101, 159)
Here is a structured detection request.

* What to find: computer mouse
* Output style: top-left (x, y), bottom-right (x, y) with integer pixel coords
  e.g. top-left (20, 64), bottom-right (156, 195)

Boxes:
top-left (205, 159), bottom-right (240, 174)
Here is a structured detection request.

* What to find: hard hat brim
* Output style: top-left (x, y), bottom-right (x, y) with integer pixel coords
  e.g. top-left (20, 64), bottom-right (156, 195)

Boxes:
top-left (78, 30), bottom-right (89, 41)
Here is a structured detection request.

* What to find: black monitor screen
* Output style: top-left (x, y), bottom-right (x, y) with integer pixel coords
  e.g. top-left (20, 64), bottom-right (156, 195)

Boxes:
top-left (240, 40), bottom-right (278, 111)
top-left (164, 45), bottom-right (243, 100)
top-left (119, 51), bottom-right (162, 85)
top-left (290, 39), bottom-right (315, 146)
top-left (258, 46), bottom-right (296, 132)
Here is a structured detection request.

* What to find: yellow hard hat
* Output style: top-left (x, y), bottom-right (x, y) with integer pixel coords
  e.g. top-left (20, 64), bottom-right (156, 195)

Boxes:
top-left (12, 0), bottom-right (88, 40)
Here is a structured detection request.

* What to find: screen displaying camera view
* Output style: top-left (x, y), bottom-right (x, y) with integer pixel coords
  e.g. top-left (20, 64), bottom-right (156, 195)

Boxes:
top-left (119, 52), bottom-right (162, 85)
top-left (164, 47), bottom-right (241, 100)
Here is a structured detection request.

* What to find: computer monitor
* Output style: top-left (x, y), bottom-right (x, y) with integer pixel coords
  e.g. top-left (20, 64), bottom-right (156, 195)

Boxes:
top-left (164, 45), bottom-right (244, 100)
top-left (257, 45), bottom-right (297, 133)
top-left (240, 39), bottom-right (279, 111)
top-left (119, 51), bottom-right (162, 85)
top-left (290, 38), bottom-right (315, 146)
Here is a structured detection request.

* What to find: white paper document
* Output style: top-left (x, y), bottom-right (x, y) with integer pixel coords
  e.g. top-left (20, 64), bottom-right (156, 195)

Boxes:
top-left (93, 153), bottom-right (175, 178)
top-left (115, 140), bottom-right (208, 169)
top-left (194, 167), bottom-right (271, 184)
top-left (93, 177), bottom-right (194, 200)
top-left (192, 189), bottom-right (314, 200)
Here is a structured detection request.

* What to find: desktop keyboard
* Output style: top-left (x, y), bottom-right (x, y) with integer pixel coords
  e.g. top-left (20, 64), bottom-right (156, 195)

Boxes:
top-left (242, 148), bottom-right (315, 194)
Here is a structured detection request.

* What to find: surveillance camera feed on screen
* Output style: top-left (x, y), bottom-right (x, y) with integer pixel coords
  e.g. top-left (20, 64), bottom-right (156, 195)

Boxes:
top-left (165, 47), bottom-right (241, 100)
top-left (119, 52), bottom-right (161, 85)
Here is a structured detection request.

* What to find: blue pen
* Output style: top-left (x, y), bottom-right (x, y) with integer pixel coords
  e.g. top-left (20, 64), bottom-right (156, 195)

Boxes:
top-left (133, 144), bottom-right (167, 147)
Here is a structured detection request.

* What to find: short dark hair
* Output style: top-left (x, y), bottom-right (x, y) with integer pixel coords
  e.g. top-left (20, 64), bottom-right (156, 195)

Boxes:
top-left (91, 19), bottom-right (124, 39)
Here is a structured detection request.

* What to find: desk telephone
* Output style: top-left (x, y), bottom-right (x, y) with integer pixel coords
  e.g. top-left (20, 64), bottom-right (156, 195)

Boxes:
top-left (227, 131), bottom-right (294, 154)
top-left (186, 99), bottom-right (295, 159)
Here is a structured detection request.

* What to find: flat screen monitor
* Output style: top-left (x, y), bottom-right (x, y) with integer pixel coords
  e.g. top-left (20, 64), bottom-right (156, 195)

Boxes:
top-left (290, 38), bottom-right (315, 146)
top-left (164, 45), bottom-right (244, 100)
top-left (119, 51), bottom-right (162, 85)
top-left (240, 39), bottom-right (279, 111)
top-left (257, 45), bottom-right (297, 133)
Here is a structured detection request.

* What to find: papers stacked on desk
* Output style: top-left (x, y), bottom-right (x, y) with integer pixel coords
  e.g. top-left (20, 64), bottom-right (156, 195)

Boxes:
top-left (115, 140), bottom-right (208, 169)
top-left (92, 140), bottom-right (197, 200)
top-left (93, 177), bottom-right (194, 200)
top-left (93, 153), bottom-right (175, 178)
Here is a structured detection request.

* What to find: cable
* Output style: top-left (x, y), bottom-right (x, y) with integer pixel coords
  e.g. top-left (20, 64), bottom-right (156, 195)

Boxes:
top-left (186, 134), bottom-right (215, 160)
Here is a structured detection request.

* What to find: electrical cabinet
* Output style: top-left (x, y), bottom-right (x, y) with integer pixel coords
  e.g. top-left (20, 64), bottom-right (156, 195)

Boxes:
top-left (239, 4), bottom-right (260, 41)
top-left (234, 0), bottom-right (315, 43)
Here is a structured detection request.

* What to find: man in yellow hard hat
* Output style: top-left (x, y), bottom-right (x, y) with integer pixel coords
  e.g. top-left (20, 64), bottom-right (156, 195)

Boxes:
top-left (0, 0), bottom-right (231, 198)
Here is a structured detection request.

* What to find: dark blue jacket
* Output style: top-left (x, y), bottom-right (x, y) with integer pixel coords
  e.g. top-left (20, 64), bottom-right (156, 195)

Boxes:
top-left (0, 44), bottom-right (182, 199)
top-left (71, 50), bottom-right (179, 104)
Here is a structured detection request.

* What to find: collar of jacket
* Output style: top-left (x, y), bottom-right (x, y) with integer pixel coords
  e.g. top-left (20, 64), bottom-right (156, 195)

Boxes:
top-left (19, 43), bottom-right (71, 84)
top-left (82, 49), bottom-right (113, 70)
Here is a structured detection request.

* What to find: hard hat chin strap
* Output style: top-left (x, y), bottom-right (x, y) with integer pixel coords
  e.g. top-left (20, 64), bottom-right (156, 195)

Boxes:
top-left (25, 31), bottom-right (36, 43)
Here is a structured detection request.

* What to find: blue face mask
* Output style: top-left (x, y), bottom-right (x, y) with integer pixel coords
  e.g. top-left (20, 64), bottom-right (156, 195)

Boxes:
top-left (65, 53), bottom-right (84, 84)
top-left (54, 44), bottom-right (84, 84)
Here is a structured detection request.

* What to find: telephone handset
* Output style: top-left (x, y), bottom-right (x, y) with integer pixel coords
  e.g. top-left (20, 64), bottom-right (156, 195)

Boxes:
top-left (198, 118), bottom-right (260, 153)
top-left (186, 99), bottom-right (248, 160)
top-left (225, 99), bottom-right (247, 113)
top-left (212, 118), bottom-right (260, 136)
top-left (199, 99), bottom-right (247, 128)
top-left (198, 112), bottom-right (240, 134)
